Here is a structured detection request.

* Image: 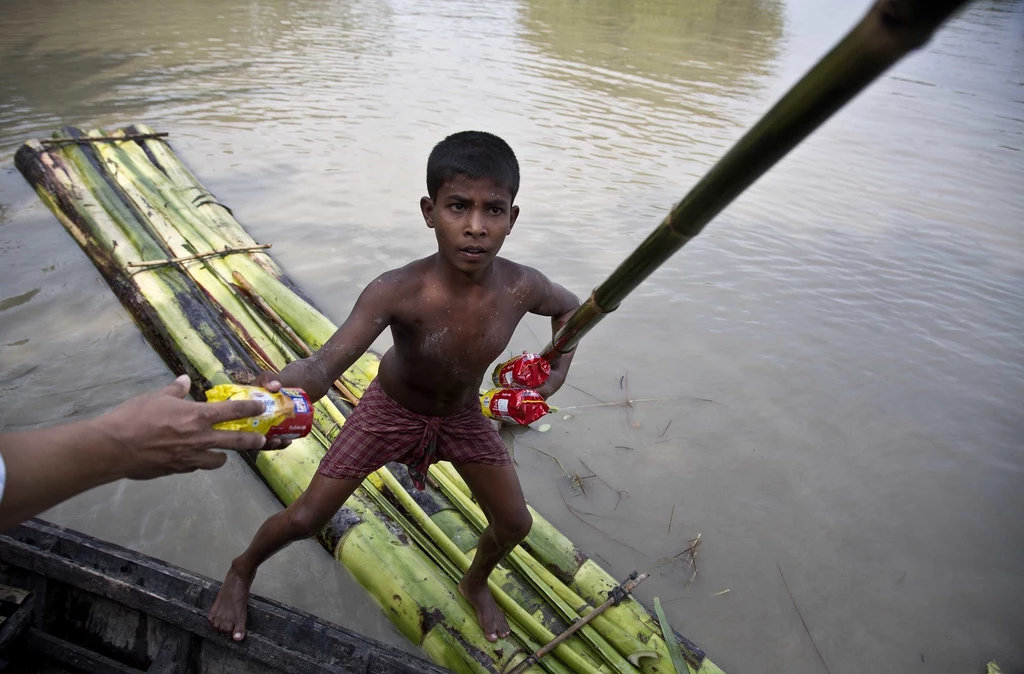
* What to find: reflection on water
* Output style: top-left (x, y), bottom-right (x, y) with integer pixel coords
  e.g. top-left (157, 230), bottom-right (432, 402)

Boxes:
top-left (520, 0), bottom-right (783, 118)
top-left (1, 0), bottom-right (1023, 671)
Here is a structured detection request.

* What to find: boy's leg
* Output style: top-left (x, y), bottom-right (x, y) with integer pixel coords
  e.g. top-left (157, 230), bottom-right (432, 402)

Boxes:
top-left (452, 462), bottom-right (532, 642)
top-left (208, 473), bottom-right (362, 640)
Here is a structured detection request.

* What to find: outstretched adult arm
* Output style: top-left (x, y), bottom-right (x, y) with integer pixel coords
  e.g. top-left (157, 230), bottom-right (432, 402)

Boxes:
top-left (0, 375), bottom-right (266, 530)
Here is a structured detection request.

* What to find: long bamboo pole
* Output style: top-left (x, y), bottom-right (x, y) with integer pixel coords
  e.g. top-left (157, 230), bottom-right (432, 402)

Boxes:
top-left (542, 0), bottom-right (970, 360)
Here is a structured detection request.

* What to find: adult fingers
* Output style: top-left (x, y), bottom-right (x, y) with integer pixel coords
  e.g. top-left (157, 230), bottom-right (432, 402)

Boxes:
top-left (192, 450), bottom-right (229, 471)
top-left (263, 437), bottom-right (292, 451)
top-left (205, 429), bottom-right (267, 451)
top-left (203, 399), bottom-right (266, 425)
top-left (160, 374), bottom-right (192, 400)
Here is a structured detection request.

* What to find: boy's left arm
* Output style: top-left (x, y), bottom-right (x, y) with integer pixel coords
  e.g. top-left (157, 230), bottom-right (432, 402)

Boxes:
top-left (526, 269), bottom-right (581, 399)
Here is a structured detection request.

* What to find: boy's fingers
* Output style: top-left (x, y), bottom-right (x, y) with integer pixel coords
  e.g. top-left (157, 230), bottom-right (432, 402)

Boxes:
top-left (203, 400), bottom-right (266, 425)
top-left (206, 430), bottom-right (267, 451)
top-left (252, 372), bottom-right (282, 392)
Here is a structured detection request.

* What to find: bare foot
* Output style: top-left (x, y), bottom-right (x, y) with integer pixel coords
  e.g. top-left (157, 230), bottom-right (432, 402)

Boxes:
top-left (458, 577), bottom-right (510, 642)
top-left (209, 566), bottom-right (252, 641)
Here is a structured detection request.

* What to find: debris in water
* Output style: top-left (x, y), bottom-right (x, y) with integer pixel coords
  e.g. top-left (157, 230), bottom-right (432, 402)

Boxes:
top-left (558, 488), bottom-right (646, 556)
top-left (563, 414), bottom-right (573, 420)
top-left (714, 589), bottom-right (730, 596)
top-left (538, 423), bottom-right (551, 433)
top-left (575, 457), bottom-right (629, 508)
top-left (673, 533), bottom-right (702, 585)
top-left (777, 561), bottom-right (833, 674)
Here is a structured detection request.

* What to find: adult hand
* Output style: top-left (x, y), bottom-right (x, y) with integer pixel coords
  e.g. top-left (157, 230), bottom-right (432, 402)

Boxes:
top-left (102, 374), bottom-right (269, 480)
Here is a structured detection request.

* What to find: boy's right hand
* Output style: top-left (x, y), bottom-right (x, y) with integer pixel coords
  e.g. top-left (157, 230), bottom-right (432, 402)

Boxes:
top-left (250, 371), bottom-right (292, 450)
top-left (251, 371), bottom-right (283, 393)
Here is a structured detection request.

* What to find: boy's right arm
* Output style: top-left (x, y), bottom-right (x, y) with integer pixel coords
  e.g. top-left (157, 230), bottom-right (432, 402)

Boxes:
top-left (255, 275), bottom-right (395, 401)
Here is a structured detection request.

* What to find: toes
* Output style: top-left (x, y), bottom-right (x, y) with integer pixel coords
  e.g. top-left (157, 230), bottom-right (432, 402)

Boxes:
top-left (486, 632), bottom-right (498, 642)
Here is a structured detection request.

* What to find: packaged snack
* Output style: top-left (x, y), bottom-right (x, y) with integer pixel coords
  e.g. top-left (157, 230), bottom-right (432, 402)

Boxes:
top-left (480, 388), bottom-right (550, 426)
top-left (492, 352), bottom-right (550, 389)
top-left (206, 384), bottom-right (313, 440)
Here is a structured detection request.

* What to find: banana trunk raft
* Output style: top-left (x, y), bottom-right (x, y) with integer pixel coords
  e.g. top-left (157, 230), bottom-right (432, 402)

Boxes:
top-left (14, 127), bottom-right (725, 674)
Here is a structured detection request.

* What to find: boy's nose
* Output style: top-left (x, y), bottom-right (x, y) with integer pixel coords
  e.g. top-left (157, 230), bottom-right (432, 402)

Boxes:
top-left (464, 212), bottom-right (486, 237)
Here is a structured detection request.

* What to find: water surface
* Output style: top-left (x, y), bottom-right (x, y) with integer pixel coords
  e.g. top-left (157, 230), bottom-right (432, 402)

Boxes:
top-left (1, 0), bottom-right (1022, 671)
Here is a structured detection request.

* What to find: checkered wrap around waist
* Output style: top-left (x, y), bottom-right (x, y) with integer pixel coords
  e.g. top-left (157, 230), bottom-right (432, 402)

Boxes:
top-left (317, 378), bottom-right (510, 489)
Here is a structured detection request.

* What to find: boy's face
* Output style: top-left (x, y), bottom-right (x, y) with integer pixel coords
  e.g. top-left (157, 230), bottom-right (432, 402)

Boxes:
top-left (421, 175), bottom-right (519, 275)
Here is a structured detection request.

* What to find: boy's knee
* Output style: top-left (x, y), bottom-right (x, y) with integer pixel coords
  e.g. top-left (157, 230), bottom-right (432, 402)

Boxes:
top-left (284, 503), bottom-right (327, 538)
top-left (496, 509), bottom-right (532, 544)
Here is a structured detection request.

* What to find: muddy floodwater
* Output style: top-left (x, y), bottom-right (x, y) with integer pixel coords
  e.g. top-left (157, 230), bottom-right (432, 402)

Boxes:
top-left (1, 0), bottom-right (1022, 671)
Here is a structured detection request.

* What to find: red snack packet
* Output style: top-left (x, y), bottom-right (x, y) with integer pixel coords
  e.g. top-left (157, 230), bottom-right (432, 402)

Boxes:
top-left (492, 353), bottom-right (551, 389)
top-left (480, 388), bottom-right (550, 426)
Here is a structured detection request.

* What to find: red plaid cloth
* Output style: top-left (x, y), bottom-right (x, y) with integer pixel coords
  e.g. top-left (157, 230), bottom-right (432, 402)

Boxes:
top-left (318, 378), bottom-right (511, 489)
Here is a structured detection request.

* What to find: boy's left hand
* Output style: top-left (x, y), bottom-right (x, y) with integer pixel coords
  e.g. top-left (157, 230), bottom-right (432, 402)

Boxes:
top-left (535, 368), bottom-right (567, 400)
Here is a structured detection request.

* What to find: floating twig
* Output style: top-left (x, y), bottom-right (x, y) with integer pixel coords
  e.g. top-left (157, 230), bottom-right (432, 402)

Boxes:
top-left (668, 505), bottom-right (676, 534)
top-left (713, 589), bottom-right (730, 596)
top-left (623, 371), bottom-right (633, 426)
top-left (558, 488), bottom-right (646, 556)
top-left (576, 457), bottom-right (629, 508)
top-left (563, 397), bottom-right (680, 410)
top-left (526, 445), bottom-right (571, 480)
top-left (673, 533), bottom-right (702, 585)
top-left (659, 419), bottom-right (673, 438)
top-left (563, 381), bottom-right (606, 403)
top-left (777, 561), bottom-right (832, 674)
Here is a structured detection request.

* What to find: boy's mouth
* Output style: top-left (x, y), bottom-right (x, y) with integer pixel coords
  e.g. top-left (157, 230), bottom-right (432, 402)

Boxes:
top-left (458, 245), bottom-right (487, 260)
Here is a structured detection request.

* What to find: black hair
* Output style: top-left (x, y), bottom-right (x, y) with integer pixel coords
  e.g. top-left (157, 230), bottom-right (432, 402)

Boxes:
top-left (426, 131), bottom-right (520, 202)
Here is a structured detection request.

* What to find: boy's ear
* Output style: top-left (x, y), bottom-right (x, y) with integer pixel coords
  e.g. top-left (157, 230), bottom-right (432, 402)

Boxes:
top-left (420, 196), bottom-right (436, 228)
top-left (508, 204), bottom-right (520, 233)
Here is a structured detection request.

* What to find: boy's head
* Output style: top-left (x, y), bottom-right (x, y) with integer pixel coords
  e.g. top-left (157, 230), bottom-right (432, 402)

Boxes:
top-left (421, 132), bottom-right (521, 274)
top-left (426, 131), bottom-right (519, 204)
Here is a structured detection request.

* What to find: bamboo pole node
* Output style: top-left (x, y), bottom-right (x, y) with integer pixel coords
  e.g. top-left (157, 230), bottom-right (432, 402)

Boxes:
top-left (126, 244), bottom-right (271, 270)
top-left (40, 132), bottom-right (169, 147)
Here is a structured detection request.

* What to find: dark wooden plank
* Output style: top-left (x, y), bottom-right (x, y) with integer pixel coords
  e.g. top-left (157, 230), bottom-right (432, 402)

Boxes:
top-left (25, 627), bottom-right (143, 674)
top-left (146, 631), bottom-right (189, 674)
top-left (0, 520), bottom-right (449, 674)
top-left (0, 594), bottom-right (35, 654)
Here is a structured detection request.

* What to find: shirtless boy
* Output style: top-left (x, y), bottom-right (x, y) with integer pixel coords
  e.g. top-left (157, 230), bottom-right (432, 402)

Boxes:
top-left (208, 131), bottom-right (580, 642)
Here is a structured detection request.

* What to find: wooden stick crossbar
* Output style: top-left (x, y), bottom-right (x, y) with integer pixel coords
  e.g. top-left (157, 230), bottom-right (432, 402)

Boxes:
top-left (40, 132), bottom-right (169, 147)
top-left (126, 244), bottom-right (271, 270)
top-left (506, 571), bottom-right (650, 674)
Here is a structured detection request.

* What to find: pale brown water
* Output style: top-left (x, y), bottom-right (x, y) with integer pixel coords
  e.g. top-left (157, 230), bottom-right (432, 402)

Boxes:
top-left (1, 0), bottom-right (1022, 671)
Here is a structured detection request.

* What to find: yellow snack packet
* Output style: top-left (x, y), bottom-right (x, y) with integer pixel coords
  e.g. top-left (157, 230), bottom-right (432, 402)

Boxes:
top-left (206, 384), bottom-right (313, 440)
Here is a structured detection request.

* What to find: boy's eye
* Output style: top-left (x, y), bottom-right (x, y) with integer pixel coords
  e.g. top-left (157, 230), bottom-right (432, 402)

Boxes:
top-left (450, 203), bottom-right (466, 212)
top-left (488, 207), bottom-right (504, 216)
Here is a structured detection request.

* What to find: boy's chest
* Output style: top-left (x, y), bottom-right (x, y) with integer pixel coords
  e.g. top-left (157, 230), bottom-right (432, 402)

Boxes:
top-left (395, 290), bottom-right (525, 367)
